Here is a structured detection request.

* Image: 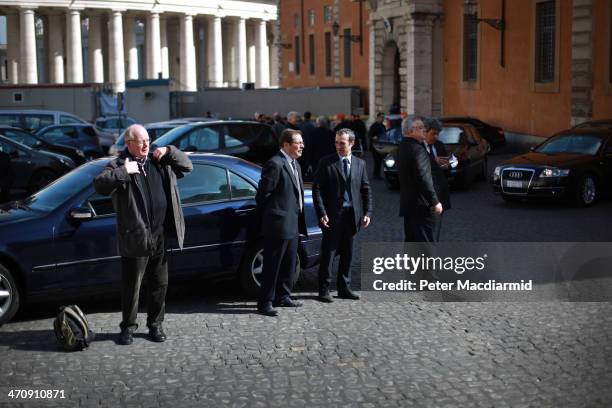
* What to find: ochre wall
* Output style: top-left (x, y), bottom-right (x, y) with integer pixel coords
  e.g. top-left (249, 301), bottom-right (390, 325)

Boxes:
top-left (592, 0), bottom-right (612, 119)
top-left (443, 0), bottom-right (573, 137)
top-left (280, 0), bottom-right (369, 112)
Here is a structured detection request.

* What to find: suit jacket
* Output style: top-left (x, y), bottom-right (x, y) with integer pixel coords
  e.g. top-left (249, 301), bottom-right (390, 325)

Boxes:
top-left (398, 137), bottom-right (439, 216)
top-left (427, 141), bottom-right (451, 210)
top-left (255, 151), bottom-right (307, 239)
top-left (312, 154), bottom-right (372, 232)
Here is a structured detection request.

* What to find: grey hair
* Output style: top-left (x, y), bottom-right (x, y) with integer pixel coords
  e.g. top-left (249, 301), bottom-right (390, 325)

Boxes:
top-left (316, 116), bottom-right (329, 129)
top-left (287, 111), bottom-right (301, 121)
top-left (124, 124), bottom-right (146, 142)
top-left (336, 128), bottom-right (355, 143)
top-left (401, 115), bottom-right (424, 135)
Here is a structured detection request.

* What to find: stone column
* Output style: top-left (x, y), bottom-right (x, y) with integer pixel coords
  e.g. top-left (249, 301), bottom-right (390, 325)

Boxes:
top-left (247, 22), bottom-right (256, 83)
top-left (268, 21), bottom-right (279, 87)
top-left (236, 17), bottom-right (248, 86)
top-left (368, 20), bottom-right (376, 120)
top-left (207, 16), bottom-right (223, 87)
top-left (571, 0), bottom-right (593, 125)
top-left (48, 14), bottom-right (65, 84)
top-left (19, 8), bottom-right (38, 84)
top-left (146, 12), bottom-right (162, 79)
top-left (6, 13), bottom-right (19, 84)
top-left (123, 16), bottom-right (138, 80)
top-left (255, 19), bottom-right (270, 88)
top-left (109, 10), bottom-right (125, 93)
top-left (88, 14), bottom-right (104, 83)
top-left (223, 20), bottom-right (233, 86)
top-left (65, 9), bottom-right (83, 83)
top-left (160, 17), bottom-right (169, 78)
top-left (405, 16), bottom-right (434, 116)
top-left (180, 14), bottom-right (197, 91)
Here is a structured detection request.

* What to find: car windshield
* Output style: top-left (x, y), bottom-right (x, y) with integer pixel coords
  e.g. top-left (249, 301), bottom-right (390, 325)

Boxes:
top-left (438, 127), bottom-right (462, 144)
top-left (21, 163), bottom-right (103, 212)
top-left (535, 134), bottom-right (602, 155)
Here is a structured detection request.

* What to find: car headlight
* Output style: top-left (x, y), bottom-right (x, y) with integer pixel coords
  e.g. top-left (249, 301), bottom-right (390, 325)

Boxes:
top-left (539, 168), bottom-right (570, 178)
top-left (76, 149), bottom-right (85, 158)
top-left (384, 156), bottom-right (396, 168)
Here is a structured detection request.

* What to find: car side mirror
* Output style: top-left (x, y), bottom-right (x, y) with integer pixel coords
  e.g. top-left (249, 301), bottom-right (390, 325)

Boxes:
top-left (69, 206), bottom-right (94, 221)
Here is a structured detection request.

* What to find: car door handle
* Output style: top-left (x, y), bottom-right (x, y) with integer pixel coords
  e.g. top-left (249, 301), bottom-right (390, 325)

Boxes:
top-left (235, 207), bottom-right (256, 214)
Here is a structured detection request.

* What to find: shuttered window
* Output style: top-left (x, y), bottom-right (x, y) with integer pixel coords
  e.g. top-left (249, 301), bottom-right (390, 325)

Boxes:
top-left (309, 34), bottom-right (315, 75)
top-left (325, 32), bottom-right (332, 77)
top-left (343, 29), bottom-right (352, 78)
top-left (462, 13), bottom-right (478, 82)
top-left (294, 36), bottom-right (301, 75)
top-left (535, 1), bottom-right (555, 83)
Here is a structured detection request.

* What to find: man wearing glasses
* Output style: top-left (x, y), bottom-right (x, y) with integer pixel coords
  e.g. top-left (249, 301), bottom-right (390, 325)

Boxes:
top-left (94, 124), bottom-right (192, 345)
top-left (397, 116), bottom-right (443, 242)
top-left (255, 129), bottom-right (307, 316)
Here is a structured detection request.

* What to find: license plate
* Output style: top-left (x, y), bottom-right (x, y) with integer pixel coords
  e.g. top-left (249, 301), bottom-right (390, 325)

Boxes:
top-left (505, 180), bottom-right (523, 188)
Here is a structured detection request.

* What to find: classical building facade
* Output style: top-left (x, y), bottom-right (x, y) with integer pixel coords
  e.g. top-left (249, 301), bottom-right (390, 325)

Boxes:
top-left (0, 0), bottom-right (278, 92)
top-left (278, 0), bottom-right (370, 114)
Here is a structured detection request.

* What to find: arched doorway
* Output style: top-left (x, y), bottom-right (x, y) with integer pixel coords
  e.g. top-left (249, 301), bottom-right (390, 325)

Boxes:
top-left (381, 41), bottom-right (400, 114)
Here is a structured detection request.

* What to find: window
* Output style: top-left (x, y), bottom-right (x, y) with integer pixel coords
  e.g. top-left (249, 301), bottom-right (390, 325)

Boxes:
top-left (87, 192), bottom-right (115, 217)
top-left (343, 29), bottom-right (352, 78)
top-left (462, 13), bottom-right (479, 83)
top-left (229, 171), bottom-right (257, 199)
top-left (23, 114), bottom-right (54, 131)
top-left (323, 6), bottom-right (333, 24)
top-left (308, 10), bottom-right (315, 26)
top-left (40, 127), bottom-right (78, 145)
top-left (177, 164), bottom-right (230, 204)
top-left (0, 129), bottom-right (41, 148)
top-left (294, 13), bottom-right (300, 28)
top-left (309, 34), bottom-right (316, 76)
top-left (294, 36), bottom-right (301, 75)
top-left (325, 32), bottom-right (332, 77)
top-left (531, 0), bottom-right (559, 92)
top-left (178, 126), bottom-right (220, 151)
top-left (60, 115), bottom-right (84, 125)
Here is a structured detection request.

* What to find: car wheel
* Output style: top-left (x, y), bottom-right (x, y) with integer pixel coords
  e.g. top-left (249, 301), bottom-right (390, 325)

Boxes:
top-left (28, 169), bottom-right (57, 194)
top-left (574, 174), bottom-right (597, 207)
top-left (0, 265), bottom-right (20, 325)
top-left (238, 241), bottom-right (302, 297)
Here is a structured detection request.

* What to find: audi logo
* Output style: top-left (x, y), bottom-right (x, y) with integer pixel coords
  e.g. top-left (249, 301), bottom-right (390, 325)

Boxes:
top-left (508, 172), bottom-right (522, 179)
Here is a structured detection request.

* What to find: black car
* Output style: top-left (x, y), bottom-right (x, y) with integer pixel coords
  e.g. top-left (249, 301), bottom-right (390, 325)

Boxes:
top-left (492, 127), bottom-right (612, 206)
top-left (0, 125), bottom-right (87, 165)
top-left (36, 124), bottom-right (106, 159)
top-left (153, 121), bottom-right (278, 165)
top-left (0, 154), bottom-right (322, 324)
top-left (441, 117), bottom-right (505, 148)
top-left (382, 123), bottom-right (490, 190)
top-left (572, 119), bottom-right (612, 130)
top-left (0, 135), bottom-right (76, 194)
top-left (108, 119), bottom-right (198, 156)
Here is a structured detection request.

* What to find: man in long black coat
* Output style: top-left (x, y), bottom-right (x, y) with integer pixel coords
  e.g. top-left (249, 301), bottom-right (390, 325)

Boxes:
top-left (312, 128), bottom-right (372, 302)
top-left (424, 118), bottom-right (451, 241)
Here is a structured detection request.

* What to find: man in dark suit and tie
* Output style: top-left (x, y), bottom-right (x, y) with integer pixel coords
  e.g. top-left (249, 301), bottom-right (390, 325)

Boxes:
top-left (255, 129), bottom-right (307, 316)
top-left (312, 128), bottom-right (373, 302)
top-left (424, 118), bottom-right (451, 241)
top-left (398, 116), bottom-right (443, 242)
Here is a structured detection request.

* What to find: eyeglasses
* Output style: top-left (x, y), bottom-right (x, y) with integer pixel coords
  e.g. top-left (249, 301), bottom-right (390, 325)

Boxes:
top-left (128, 139), bottom-right (150, 146)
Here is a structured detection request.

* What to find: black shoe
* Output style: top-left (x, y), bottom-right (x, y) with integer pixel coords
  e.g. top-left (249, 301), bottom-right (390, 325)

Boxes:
top-left (147, 326), bottom-right (167, 343)
top-left (317, 292), bottom-right (333, 303)
top-left (338, 289), bottom-right (360, 300)
top-left (257, 304), bottom-right (278, 316)
top-left (117, 329), bottom-right (133, 345)
top-left (273, 298), bottom-right (303, 308)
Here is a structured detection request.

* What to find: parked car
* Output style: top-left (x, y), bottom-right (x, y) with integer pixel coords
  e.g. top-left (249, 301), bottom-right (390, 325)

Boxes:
top-left (441, 117), bottom-right (506, 148)
top-left (0, 135), bottom-right (75, 195)
top-left (152, 121), bottom-right (278, 165)
top-left (492, 126), bottom-right (612, 206)
top-left (109, 119), bottom-right (194, 156)
top-left (382, 122), bottom-right (490, 190)
top-left (94, 115), bottom-right (136, 138)
top-left (35, 124), bottom-right (106, 159)
top-left (572, 119), bottom-right (612, 130)
top-left (0, 154), bottom-right (322, 324)
top-left (0, 125), bottom-right (87, 165)
top-left (0, 109), bottom-right (87, 133)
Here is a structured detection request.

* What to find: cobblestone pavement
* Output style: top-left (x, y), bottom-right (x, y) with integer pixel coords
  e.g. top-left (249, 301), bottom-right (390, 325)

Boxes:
top-left (1, 149), bottom-right (612, 407)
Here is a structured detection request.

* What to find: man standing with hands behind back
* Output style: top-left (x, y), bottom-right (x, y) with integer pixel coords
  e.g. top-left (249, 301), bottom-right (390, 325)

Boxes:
top-left (255, 129), bottom-right (307, 316)
top-left (94, 124), bottom-right (192, 345)
top-left (313, 128), bottom-right (372, 303)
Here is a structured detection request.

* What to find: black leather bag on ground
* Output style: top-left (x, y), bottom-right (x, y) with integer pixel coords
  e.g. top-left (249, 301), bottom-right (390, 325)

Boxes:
top-left (53, 305), bottom-right (94, 351)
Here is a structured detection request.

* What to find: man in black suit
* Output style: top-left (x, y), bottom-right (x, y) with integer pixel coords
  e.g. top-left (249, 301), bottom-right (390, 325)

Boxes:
top-left (255, 129), bottom-right (307, 316)
top-left (398, 116), bottom-right (443, 242)
top-left (312, 128), bottom-right (372, 302)
top-left (424, 118), bottom-right (451, 241)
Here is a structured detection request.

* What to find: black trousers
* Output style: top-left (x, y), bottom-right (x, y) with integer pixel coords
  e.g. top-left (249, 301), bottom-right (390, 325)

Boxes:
top-left (119, 234), bottom-right (168, 331)
top-left (318, 208), bottom-right (357, 294)
top-left (371, 150), bottom-right (383, 178)
top-left (258, 236), bottom-right (299, 308)
top-left (403, 207), bottom-right (442, 242)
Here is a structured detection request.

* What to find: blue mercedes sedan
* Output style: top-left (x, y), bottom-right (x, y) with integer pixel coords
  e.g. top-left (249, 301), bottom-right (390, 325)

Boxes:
top-left (0, 154), bottom-right (322, 324)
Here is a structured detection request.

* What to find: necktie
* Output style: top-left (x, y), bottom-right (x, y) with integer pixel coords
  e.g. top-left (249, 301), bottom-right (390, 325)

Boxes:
top-left (428, 145), bottom-right (435, 161)
top-left (291, 160), bottom-right (303, 211)
top-left (342, 158), bottom-right (352, 204)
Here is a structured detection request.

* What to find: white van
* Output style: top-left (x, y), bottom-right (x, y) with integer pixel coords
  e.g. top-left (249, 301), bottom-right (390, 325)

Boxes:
top-left (0, 109), bottom-right (87, 133)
